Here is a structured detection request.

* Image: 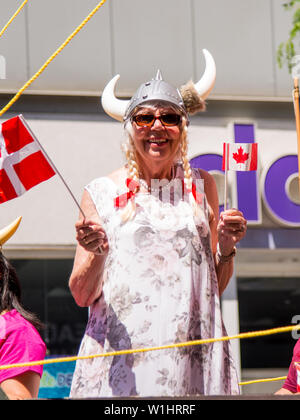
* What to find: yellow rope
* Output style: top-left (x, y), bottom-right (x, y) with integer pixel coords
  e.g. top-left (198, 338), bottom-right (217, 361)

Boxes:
top-left (239, 376), bottom-right (287, 386)
top-left (0, 0), bottom-right (108, 117)
top-left (0, 0), bottom-right (29, 39)
top-left (0, 323), bottom-right (299, 371)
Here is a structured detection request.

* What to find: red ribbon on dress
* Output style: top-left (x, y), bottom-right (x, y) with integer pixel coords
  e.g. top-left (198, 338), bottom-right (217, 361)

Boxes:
top-left (114, 178), bottom-right (140, 208)
top-left (186, 181), bottom-right (203, 205)
top-left (114, 178), bottom-right (203, 208)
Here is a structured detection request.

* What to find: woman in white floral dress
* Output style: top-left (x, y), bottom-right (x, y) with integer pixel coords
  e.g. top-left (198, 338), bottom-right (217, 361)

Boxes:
top-left (69, 51), bottom-right (247, 398)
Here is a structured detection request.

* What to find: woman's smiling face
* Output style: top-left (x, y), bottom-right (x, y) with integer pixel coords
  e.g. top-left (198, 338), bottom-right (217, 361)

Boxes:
top-left (130, 104), bottom-right (183, 170)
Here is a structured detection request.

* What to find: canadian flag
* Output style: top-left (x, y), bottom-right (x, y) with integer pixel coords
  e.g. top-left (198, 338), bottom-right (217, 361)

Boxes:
top-left (0, 115), bottom-right (56, 203)
top-left (296, 362), bottom-right (300, 392)
top-left (222, 142), bottom-right (258, 171)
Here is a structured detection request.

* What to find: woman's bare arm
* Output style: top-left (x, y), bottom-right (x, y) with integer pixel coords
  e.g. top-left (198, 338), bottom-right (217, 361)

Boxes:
top-left (200, 170), bottom-right (247, 296)
top-left (1, 371), bottom-right (41, 400)
top-left (69, 189), bottom-right (109, 307)
top-left (275, 387), bottom-right (294, 395)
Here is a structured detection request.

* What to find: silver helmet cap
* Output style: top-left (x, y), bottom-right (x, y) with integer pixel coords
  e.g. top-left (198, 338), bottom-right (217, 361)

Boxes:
top-left (123, 70), bottom-right (188, 121)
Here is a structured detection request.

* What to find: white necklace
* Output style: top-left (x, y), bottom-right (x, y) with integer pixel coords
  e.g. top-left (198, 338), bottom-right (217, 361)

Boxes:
top-left (139, 178), bottom-right (174, 193)
top-left (139, 166), bottom-right (176, 193)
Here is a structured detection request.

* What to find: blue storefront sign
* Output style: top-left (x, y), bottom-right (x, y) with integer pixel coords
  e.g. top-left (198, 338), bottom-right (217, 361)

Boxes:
top-left (38, 357), bottom-right (76, 399)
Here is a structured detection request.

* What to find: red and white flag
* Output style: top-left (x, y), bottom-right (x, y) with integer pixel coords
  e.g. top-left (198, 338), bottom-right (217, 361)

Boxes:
top-left (0, 115), bottom-right (56, 203)
top-left (222, 142), bottom-right (258, 171)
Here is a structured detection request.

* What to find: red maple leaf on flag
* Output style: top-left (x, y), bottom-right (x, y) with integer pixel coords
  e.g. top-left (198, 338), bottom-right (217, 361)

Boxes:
top-left (232, 146), bottom-right (249, 164)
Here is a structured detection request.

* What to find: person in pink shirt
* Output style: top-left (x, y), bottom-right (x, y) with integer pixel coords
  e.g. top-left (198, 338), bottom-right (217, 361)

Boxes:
top-left (0, 218), bottom-right (46, 399)
top-left (275, 338), bottom-right (300, 395)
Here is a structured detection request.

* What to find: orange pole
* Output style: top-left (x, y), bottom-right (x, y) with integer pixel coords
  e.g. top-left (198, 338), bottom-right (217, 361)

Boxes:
top-left (293, 77), bottom-right (300, 197)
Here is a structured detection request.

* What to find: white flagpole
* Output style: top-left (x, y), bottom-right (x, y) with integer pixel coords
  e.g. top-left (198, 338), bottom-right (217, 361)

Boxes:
top-left (224, 143), bottom-right (228, 211)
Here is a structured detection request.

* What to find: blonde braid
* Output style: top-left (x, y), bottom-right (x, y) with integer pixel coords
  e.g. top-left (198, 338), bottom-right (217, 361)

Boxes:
top-left (121, 135), bottom-right (140, 222)
top-left (125, 137), bottom-right (140, 181)
top-left (180, 126), bottom-right (193, 191)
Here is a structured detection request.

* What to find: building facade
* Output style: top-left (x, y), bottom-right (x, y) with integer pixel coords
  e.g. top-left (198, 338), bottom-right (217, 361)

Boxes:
top-left (0, 0), bottom-right (299, 395)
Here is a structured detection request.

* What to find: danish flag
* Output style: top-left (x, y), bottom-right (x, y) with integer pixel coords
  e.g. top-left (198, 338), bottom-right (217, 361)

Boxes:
top-left (0, 115), bottom-right (56, 203)
top-left (222, 142), bottom-right (258, 171)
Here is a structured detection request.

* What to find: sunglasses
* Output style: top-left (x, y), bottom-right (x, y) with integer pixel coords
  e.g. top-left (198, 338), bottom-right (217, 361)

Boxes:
top-left (132, 113), bottom-right (181, 127)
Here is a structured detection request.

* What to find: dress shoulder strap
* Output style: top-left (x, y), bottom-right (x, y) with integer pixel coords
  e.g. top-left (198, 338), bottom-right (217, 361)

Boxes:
top-left (85, 177), bottom-right (118, 221)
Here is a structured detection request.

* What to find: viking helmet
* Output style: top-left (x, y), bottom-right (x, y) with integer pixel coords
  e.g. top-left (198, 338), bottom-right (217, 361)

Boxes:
top-left (101, 49), bottom-right (216, 122)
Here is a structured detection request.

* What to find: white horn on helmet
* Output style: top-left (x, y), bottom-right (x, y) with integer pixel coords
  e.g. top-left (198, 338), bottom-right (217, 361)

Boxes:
top-left (179, 49), bottom-right (216, 114)
top-left (101, 74), bottom-right (130, 122)
top-left (194, 49), bottom-right (216, 100)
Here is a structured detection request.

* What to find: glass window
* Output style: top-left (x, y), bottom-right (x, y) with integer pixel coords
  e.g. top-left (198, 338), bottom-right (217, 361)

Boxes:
top-left (12, 259), bottom-right (88, 356)
top-left (238, 277), bottom-right (300, 368)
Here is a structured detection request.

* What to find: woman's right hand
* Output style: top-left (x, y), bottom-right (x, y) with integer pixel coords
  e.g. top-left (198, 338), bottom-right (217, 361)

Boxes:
top-left (75, 219), bottom-right (109, 255)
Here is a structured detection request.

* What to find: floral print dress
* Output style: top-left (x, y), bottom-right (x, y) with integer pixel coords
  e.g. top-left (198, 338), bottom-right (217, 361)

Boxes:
top-left (70, 169), bottom-right (240, 398)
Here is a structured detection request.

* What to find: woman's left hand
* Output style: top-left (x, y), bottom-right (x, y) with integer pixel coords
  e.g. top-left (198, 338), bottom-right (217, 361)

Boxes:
top-left (217, 209), bottom-right (247, 255)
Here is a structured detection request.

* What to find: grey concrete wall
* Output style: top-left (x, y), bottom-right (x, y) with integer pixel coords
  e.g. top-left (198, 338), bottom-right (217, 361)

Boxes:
top-left (0, 0), bottom-right (296, 99)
